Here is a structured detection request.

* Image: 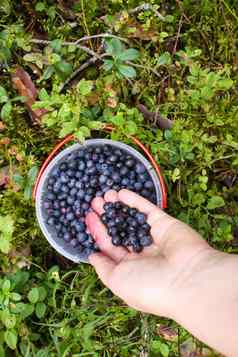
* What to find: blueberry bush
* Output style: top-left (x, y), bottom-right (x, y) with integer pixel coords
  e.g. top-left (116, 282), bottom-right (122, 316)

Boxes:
top-left (0, 0), bottom-right (237, 355)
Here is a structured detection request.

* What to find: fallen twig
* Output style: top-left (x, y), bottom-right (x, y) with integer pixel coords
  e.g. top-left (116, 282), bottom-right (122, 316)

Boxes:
top-left (75, 33), bottom-right (129, 44)
top-left (30, 39), bottom-right (102, 59)
top-left (173, 16), bottom-right (183, 54)
top-left (129, 3), bottom-right (165, 21)
top-left (137, 103), bottom-right (173, 130)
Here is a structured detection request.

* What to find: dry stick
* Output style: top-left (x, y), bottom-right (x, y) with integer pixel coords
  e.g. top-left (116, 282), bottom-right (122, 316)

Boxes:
top-left (137, 103), bottom-right (173, 130)
top-left (128, 3), bottom-right (165, 21)
top-left (30, 39), bottom-right (102, 59)
top-left (75, 33), bottom-right (129, 44)
top-left (173, 16), bottom-right (183, 54)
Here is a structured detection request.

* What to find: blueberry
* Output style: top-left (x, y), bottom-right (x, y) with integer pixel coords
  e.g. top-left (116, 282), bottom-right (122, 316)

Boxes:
top-left (103, 202), bottom-right (114, 211)
top-left (66, 169), bottom-right (75, 178)
top-left (84, 194), bottom-right (93, 203)
top-left (77, 189), bottom-right (85, 199)
top-left (46, 192), bottom-right (55, 201)
top-left (140, 235), bottom-right (153, 247)
top-left (141, 189), bottom-right (150, 198)
top-left (112, 172), bottom-right (121, 183)
top-left (75, 171), bottom-right (83, 179)
top-left (132, 242), bottom-right (143, 253)
top-left (52, 168), bottom-right (60, 176)
top-left (107, 154), bottom-right (118, 163)
top-left (141, 222), bottom-right (150, 232)
top-left (53, 201), bottom-right (60, 209)
top-left (67, 197), bottom-right (75, 205)
top-left (108, 227), bottom-right (118, 236)
top-left (70, 238), bottom-right (78, 247)
top-left (61, 185), bottom-right (69, 193)
top-left (96, 191), bottom-right (103, 197)
top-left (68, 179), bottom-right (76, 188)
top-left (106, 209), bottom-right (116, 219)
top-left (129, 171), bottom-right (136, 179)
top-left (82, 202), bottom-right (90, 211)
top-left (47, 217), bottom-right (55, 226)
top-left (75, 222), bottom-right (86, 233)
top-left (55, 223), bottom-right (62, 231)
top-left (87, 167), bottom-right (97, 175)
top-left (135, 163), bottom-right (146, 174)
top-left (60, 163), bottom-right (67, 171)
top-left (83, 240), bottom-right (93, 248)
top-left (82, 175), bottom-right (90, 183)
top-left (135, 212), bottom-right (146, 224)
top-left (75, 181), bottom-right (84, 189)
top-left (114, 202), bottom-right (123, 210)
top-left (111, 236), bottom-right (122, 246)
top-left (112, 185), bottom-right (120, 191)
top-left (121, 178), bottom-right (129, 186)
top-left (125, 159), bottom-right (135, 168)
top-left (53, 210), bottom-right (61, 218)
top-left (66, 212), bottom-right (74, 221)
top-left (116, 162), bottom-right (123, 169)
top-left (63, 232), bottom-right (71, 242)
top-left (48, 177), bottom-right (55, 185)
top-left (70, 188), bottom-right (77, 197)
top-left (60, 174), bottom-right (68, 183)
top-left (134, 182), bottom-right (143, 191)
top-left (43, 201), bottom-right (51, 209)
top-left (77, 150), bottom-right (85, 158)
top-left (138, 173), bottom-right (148, 183)
top-left (68, 161), bottom-right (77, 170)
top-left (115, 216), bottom-right (124, 225)
top-left (99, 175), bottom-right (107, 184)
top-left (120, 167), bottom-right (129, 176)
top-left (145, 180), bottom-right (154, 190)
top-left (95, 147), bottom-right (102, 154)
top-left (101, 213), bottom-right (108, 223)
top-left (114, 149), bottom-right (122, 156)
top-left (129, 208), bottom-right (137, 216)
top-left (90, 177), bottom-right (98, 187)
top-left (107, 220), bottom-right (116, 228)
top-left (77, 232), bottom-right (87, 243)
top-left (106, 178), bottom-right (113, 187)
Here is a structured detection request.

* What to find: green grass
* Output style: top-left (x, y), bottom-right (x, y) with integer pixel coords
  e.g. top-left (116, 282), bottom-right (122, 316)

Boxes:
top-left (0, 0), bottom-right (237, 355)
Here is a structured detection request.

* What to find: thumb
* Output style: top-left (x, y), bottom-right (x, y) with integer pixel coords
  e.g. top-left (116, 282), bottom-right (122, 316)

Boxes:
top-left (89, 253), bottom-right (116, 287)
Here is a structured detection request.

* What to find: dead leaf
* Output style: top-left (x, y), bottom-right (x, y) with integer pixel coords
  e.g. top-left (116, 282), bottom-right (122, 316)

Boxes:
top-left (0, 166), bottom-right (10, 187)
top-left (106, 97), bottom-right (118, 108)
top-left (156, 324), bottom-right (178, 341)
top-left (0, 121), bottom-right (6, 131)
top-left (0, 137), bottom-right (11, 145)
top-left (87, 93), bottom-right (100, 105)
top-left (11, 66), bottom-right (48, 124)
top-left (9, 244), bottom-right (31, 269)
top-left (127, 19), bottom-right (158, 41)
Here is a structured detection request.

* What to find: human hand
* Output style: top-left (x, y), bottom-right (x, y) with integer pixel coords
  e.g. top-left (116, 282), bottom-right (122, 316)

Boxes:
top-left (86, 189), bottom-right (211, 318)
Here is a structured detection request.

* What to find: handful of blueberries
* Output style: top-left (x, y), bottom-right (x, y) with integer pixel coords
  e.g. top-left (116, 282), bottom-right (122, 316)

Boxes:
top-left (43, 144), bottom-right (156, 257)
top-left (102, 202), bottom-right (153, 253)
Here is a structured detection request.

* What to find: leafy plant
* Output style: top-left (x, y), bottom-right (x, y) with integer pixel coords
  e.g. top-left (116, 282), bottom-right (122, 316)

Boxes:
top-left (103, 38), bottom-right (140, 78)
top-left (0, 86), bottom-right (25, 121)
top-left (13, 166), bottom-right (38, 200)
top-left (0, 215), bottom-right (14, 253)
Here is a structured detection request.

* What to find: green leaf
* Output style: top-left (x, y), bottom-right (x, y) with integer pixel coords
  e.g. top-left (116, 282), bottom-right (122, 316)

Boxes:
top-left (207, 196), bottom-right (225, 210)
top-left (77, 79), bottom-right (93, 96)
top-left (27, 166), bottom-right (39, 186)
top-left (35, 302), bottom-right (46, 319)
top-left (0, 215), bottom-right (14, 236)
top-left (4, 330), bottom-right (17, 350)
top-left (51, 39), bottom-right (62, 53)
top-left (59, 121), bottom-right (77, 137)
top-left (10, 293), bottom-right (21, 302)
top-left (1, 309), bottom-right (16, 329)
top-left (79, 126), bottom-right (90, 138)
top-left (103, 59), bottom-right (114, 71)
top-left (35, 2), bottom-right (45, 11)
top-left (218, 78), bottom-right (233, 90)
top-left (2, 280), bottom-right (10, 292)
top-left (117, 49), bottom-right (140, 61)
top-left (28, 288), bottom-right (39, 304)
top-left (38, 286), bottom-right (47, 302)
top-left (39, 88), bottom-right (49, 101)
top-left (0, 345), bottom-right (5, 357)
top-left (21, 304), bottom-right (34, 319)
top-left (74, 130), bottom-right (85, 142)
top-left (41, 66), bottom-right (54, 81)
top-left (117, 64), bottom-right (136, 78)
top-left (106, 38), bottom-right (123, 57)
top-left (0, 0), bottom-right (11, 15)
top-left (1, 102), bottom-right (12, 120)
top-left (126, 121), bottom-right (137, 134)
top-left (157, 52), bottom-right (172, 66)
top-left (0, 86), bottom-right (8, 103)
top-left (54, 61), bottom-right (72, 78)
top-left (0, 239), bottom-right (11, 254)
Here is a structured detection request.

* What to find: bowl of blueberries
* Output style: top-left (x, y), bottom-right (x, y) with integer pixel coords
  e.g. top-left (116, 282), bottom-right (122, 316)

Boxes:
top-left (35, 139), bottom-right (164, 263)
